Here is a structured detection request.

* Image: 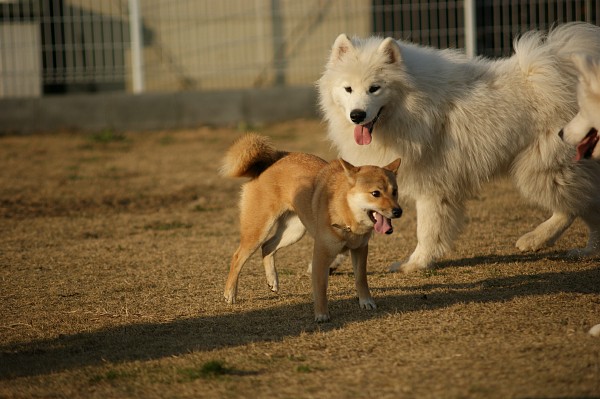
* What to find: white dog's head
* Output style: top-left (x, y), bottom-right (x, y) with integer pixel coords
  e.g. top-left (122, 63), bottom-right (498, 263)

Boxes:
top-left (560, 53), bottom-right (600, 161)
top-left (319, 34), bottom-right (406, 146)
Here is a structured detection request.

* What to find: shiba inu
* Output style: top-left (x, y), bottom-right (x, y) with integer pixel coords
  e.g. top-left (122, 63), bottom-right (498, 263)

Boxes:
top-left (318, 22), bottom-right (600, 272)
top-left (560, 53), bottom-right (600, 161)
top-left (222, 133), bottom-right (402, 322)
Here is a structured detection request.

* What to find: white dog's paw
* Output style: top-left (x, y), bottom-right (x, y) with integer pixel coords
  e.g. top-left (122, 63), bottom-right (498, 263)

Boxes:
top-left (516, 231), bottom-right (545, 252)
top-left (589, 324), bottom-right (600, 337)
top-left (314, 313), bottom-right (331, 323)
top-left (389, 260), bottom-right (427, 273)
top-left (359, 297), bottom-right (377, 310)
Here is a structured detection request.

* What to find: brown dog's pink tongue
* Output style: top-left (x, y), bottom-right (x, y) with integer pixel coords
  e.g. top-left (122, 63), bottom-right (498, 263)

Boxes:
top-left (373, 212), bottom-right (393, 234)
top-left (354, 124), bottom-right (372, 145)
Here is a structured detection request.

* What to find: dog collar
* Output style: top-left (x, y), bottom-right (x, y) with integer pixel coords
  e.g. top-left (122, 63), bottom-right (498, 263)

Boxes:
top-left (331, 223), bottom-right (352, 233)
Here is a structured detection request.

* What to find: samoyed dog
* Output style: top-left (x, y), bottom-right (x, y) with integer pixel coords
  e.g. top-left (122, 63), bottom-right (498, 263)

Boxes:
top-left (560, 53), bottom-right (600, 160)
top-left (318, 22), bottom-right (600, 272)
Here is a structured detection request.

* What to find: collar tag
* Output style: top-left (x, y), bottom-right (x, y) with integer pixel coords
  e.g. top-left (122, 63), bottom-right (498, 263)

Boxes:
top-left (331, 223), bottom-right (352, 232)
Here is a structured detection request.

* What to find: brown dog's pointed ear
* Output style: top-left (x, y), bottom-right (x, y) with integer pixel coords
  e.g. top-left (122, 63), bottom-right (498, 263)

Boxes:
top-left (378, 37), bottom-right (402, 64)
top-left (339, 158), bottom-right (358, 182)
top-left (330, 34), bottom-right (353, 63)
top-left (384, 158), bottom-right (401, 175)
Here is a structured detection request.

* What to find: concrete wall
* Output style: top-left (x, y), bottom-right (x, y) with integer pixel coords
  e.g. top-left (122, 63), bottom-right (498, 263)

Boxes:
top-left (0, 86), bottom-right (319, 134)
top-left (0, 23), bottom-right (42, 98)
top-left (139, 0), bottom-right (370, 91)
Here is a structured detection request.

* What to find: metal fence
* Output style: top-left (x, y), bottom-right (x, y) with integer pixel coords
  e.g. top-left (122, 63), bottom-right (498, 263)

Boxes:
top-left (1, 0), bottom-right (598, 98)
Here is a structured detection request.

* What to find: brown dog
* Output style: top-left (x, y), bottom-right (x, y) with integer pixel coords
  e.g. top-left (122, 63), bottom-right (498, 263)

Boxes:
top-left (221, 134), bottom-right (402, 322)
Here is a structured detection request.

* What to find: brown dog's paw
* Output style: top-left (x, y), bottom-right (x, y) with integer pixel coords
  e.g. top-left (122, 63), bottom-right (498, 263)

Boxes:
top-left (224, 292), bottom-right (236, 305)
top-left (359, 297), bottom-right (377, 310)
top-left (314, 313), bottom-right (331, 323)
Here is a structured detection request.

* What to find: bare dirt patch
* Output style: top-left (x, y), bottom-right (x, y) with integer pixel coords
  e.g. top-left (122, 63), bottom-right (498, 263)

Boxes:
top-left (1, 120), bottom-right (599, 398)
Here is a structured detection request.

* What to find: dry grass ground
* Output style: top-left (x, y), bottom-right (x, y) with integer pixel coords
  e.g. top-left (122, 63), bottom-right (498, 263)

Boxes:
top-left (0, 119), bottom-right (599, 398)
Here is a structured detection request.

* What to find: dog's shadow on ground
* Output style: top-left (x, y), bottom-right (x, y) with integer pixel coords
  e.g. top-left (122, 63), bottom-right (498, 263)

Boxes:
top-left (1, 252), bottom-right (598, 380)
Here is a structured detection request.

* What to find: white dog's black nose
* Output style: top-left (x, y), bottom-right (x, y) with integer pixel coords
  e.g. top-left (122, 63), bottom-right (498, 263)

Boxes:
top-left (350, 109), bottom-right (366, 124)
top-left (392, 208), bottom-right (402, 218)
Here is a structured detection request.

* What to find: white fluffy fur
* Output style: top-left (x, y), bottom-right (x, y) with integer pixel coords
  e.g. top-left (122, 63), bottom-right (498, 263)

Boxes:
top-left (561, 53), bottom-right (600, 159)
top-left (318, 22), bottom-right (600, 272)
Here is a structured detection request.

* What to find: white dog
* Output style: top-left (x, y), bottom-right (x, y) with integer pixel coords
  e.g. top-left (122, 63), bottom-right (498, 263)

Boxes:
top-left (318, 22), bottom-right (600, 272)
top-left (560, 53), bottom-right (600, 160)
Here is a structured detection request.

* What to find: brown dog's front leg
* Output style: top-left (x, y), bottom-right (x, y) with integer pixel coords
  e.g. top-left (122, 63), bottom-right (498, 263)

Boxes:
top-left (351, 245), bottom-right (376, 310)
top-left (312, 242), bottom-right (337, 322)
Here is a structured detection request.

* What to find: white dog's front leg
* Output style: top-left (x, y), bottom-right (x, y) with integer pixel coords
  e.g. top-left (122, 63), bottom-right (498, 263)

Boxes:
top-left (516, 211), bottom-right (575, 252)
top-left (390, 195), bottom-right (465, 273)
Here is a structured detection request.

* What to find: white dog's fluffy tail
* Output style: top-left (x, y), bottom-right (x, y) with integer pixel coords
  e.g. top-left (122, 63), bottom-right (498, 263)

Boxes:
top-left (513, 22), bottom-right (600, 115)
top-left (516, 22), bottom-right (600, 75)
top-left (220, 133), bottom-right (286, 179)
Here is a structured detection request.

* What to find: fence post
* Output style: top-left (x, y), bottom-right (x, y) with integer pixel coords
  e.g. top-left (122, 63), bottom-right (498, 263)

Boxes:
top-left (128, 0), bottom-right (144, 93)
top-left (464, 0), bottom-right (476, 58)
top-left (585, 0), bottom-right (592, 22)
top-left (271, 0), bottom-right (286, 86)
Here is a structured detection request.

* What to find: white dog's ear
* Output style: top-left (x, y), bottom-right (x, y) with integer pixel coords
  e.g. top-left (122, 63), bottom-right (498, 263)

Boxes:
top-left (572, 53), bottom-right (600, 93)
top-left (378, 37), bottom-right (402, 64)
top-left (330, 34), bottom-right (353, 63)
top-left (571, 53), bottom-right (598, 82)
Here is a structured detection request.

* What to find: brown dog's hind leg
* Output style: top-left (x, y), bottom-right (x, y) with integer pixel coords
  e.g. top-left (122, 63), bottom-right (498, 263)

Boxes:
top-left (261, 212), bottom-right (306, 293)
top-left (224, 188), bottom-right (281, 304)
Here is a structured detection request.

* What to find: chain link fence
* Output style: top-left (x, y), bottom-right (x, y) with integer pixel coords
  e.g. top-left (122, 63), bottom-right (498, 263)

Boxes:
top-left (1, 0), bottom-right (598, 98)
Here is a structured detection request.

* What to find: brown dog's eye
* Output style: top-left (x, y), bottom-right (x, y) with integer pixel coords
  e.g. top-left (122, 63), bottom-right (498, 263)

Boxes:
top-left (392, 189), bottom-right (397, 197)
top-left (371, 191), bottom-right (381, 197)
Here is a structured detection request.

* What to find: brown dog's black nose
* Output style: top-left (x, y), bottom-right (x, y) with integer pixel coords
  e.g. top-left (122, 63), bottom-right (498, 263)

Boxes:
top-left (392, 208), bottom-right (402, 218)
top-left (558, 129), bottom-right (564, 140)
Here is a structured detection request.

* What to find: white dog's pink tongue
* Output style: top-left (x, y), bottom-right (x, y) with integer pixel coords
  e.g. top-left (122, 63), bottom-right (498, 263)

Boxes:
top-left (354, 124), bottom-right (372, 145)
top-left (373, 212), bottom-right (393, 234)
top-left (575, 130), bottom-right (599, 161)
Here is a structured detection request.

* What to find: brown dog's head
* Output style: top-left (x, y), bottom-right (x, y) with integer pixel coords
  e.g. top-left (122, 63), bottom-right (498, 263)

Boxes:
top-left (340, 158), bottom-right (402, 234)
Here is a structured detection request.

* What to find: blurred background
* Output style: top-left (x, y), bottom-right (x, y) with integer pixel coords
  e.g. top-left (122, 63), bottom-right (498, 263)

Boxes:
top-left (1, 0), bottom-right (598, 132)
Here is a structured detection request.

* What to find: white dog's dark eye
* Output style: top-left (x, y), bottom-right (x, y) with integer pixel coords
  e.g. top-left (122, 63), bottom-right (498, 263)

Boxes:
top-left (369, 85), bottom-right (380, 93)
top-left (371, 191), bottom-right (381, 197)
top-left (344, 86), bottom-right (352, 93)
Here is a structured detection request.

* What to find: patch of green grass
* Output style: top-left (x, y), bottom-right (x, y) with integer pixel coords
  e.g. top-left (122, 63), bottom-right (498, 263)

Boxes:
top-left (178, 360), bottom-right (231, 381)
top-left (89, 129), bottom-right (127, 144)
top-left (295, 363), bottom-right (324, 373)
top-left (144, 221), bottom-right (192, 231)
top-left (296, 365), bottom-right (313, 373)
top-left (421, 269), bottom-right (439, 278)
top-left (67, 173), bottom-right (83, 181)
top-left (158, 135), bottom-right (175, 145)
top-left (65, 165), bottom-right (83, 180)
top-left (89, 369), bottom-right (137, 384)
top-left (236, 121), bottom-right (262, 133)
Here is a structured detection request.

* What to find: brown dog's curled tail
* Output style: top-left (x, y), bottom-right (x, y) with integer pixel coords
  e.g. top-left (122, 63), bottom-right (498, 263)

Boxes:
top-left (220, 133), bottom-right (286, 179)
